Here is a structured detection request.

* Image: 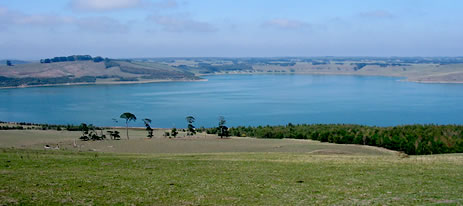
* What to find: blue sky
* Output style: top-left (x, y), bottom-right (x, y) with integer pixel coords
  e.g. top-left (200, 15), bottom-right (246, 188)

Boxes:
top-left (0, 0), bottom-right (462, 59)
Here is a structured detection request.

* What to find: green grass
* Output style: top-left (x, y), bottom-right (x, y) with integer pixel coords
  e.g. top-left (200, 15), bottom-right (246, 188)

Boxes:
top-left (1, 130), bottom-right (462, 205)
top-left (1, 149), bottom-right (462, 205)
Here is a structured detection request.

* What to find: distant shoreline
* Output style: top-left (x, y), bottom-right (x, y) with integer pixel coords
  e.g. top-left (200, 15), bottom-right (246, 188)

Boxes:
top-left (205, 71), bottom-right (463, 84)
top-left (406, 80), bottom-right (463, 84)
top-left (0, 78), bottom-right (207, 89)
top-left (2, 72), bottom-right (463, 89)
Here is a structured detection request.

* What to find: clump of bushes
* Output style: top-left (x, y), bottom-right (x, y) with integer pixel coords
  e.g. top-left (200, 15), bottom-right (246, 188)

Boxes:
top-left (107, 131), bottom-right (121, 140)
top-left (78, 123), bottom-right (107, 141)
top-left (0, 125), bottom-right (24, 130)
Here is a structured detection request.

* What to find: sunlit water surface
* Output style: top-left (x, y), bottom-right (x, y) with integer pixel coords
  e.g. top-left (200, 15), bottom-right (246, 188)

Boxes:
top-left (1, 74), bottom-right (462, 128)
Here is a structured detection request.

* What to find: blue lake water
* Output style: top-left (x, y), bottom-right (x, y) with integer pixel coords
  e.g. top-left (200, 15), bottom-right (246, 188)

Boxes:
top-left (0, 74), bottom-right (462, 128)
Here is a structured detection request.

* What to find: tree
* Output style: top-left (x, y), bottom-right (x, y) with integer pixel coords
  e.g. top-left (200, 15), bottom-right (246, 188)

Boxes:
top-left (67, 56), bottom-right (76, 61)
top-left (217, 116), bottom-right (229, 138)
top-left (120, 112), bottom-right (136, 140)
top-left (186, 116), bottom-right (196, 136)
top-left (75, 55), bottom-right (92, 61)
top-left (107, 131), bottom-right (121, 140)
top-left (52, 57), bottom-right (60, 62)
top-left (79, 123), bottom-right (90, 141)
top-left (93, 56), bottom-right (104, 62)
top-left (6, 60), bottom-right (13, 66)
top-left (171, 128), bottom-right (178, 138)
top-left (143, 118), bottom-right (154, 138)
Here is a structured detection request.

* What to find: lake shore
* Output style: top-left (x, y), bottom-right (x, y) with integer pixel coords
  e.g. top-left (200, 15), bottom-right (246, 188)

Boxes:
top-left (0, 78), bottom-right (207, 89)
top-left (207, 71), bottom-right (463, 84)
top-left (2, 71), bottom-right (463, 89)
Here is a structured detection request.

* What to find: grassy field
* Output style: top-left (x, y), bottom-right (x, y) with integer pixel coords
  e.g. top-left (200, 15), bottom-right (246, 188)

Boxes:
top-left (252, 62), bottom-right (463, 83)
top-left (1, 149), bottom-right (462, 205)
top-left (1, 129), bottom-right (462, 205)
top-left (0, 129), bottom-right (393, 155)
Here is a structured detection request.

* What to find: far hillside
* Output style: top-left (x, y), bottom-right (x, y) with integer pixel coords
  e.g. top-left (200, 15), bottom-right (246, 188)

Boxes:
top-left (142, 57), bottom-right (463, 83)
top-left (0, 55), bottom-right (199, 87)
top-left (2, 56), bottom-right (463, 88)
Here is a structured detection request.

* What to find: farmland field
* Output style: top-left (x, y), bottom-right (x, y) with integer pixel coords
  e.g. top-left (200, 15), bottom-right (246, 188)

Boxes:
top-left (0, 129), bottom-right (393, 155)
top-left (0, 129), bottom-right (462, 205)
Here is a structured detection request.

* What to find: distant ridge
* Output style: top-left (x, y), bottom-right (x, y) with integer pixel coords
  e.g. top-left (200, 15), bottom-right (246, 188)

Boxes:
top-left (0, 55), bottom-right (199, 88)
top-left (2, 56), bottom-right (463, 88)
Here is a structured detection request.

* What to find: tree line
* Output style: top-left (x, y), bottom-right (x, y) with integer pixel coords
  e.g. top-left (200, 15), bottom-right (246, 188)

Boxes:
top-left (226, 124), bottom-right (463, 155)
top-left (78, 113), bottom-right (229, 141)
top-left (0, 121), bottom-right (90, 131)
top-left (0, 125), bottom-right (26, 130)
top-left (40, 55), bottom-right (106, 64)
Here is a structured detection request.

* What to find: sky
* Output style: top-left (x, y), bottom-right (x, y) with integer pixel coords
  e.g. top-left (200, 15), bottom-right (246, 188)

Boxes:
top-left (0, 0), bottom-right (462, 59)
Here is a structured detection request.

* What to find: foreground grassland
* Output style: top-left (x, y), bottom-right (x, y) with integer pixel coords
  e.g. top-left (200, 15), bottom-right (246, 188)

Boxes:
top-left (1, 149), bottom-right (462, 205)
top-left (0, 129), bottom-right (392, 155)
top-left (0, 129), bottom-right (462, 205)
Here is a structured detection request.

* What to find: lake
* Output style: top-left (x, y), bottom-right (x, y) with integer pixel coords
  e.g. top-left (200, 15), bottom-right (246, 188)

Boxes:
top-left (1, 74), bottom-right (462, 128)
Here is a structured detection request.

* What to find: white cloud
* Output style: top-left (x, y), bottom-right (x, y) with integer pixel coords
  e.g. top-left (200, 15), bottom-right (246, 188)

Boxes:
top-left (147, 15), bottom-right (217, 32)
top-left (70, 0), bottom-right (181, 12)
top-left (263, 18), bottom-right (311, 30)
top-left (70, 0), bottom-right (142, 11)
top-left (0, 7), bottom-right (73, 26)
top-left (0, 6), bottom-right (129, 33)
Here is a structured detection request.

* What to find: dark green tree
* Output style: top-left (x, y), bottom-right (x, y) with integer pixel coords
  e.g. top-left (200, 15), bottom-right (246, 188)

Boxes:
top-left (186, 116), bottom-right (196, 136)
top-left (171, 127), bottom-right (178, 138)
top-left (52, 57), bottom-right (60, 62)
top-left (79, 123), bottom-right (89, 141)
top-left (107, 131), bottom-right (121, 140)
top-left (143, 118), bottom-right (154, 138)
top-left (67, 56), bottom-right (76, 61)
top-left (120, 112), bottom-right (136, 140)
top-left (93, 56), bottom-right (104, 62)
top-left (217, 116), bottom-right (229, 138)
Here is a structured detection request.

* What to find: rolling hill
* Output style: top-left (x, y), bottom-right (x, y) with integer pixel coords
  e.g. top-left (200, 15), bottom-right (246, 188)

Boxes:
top-left (2, 56), bottom-right (463, 88)
top-left (0, 58), bottom-right (199, 87)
